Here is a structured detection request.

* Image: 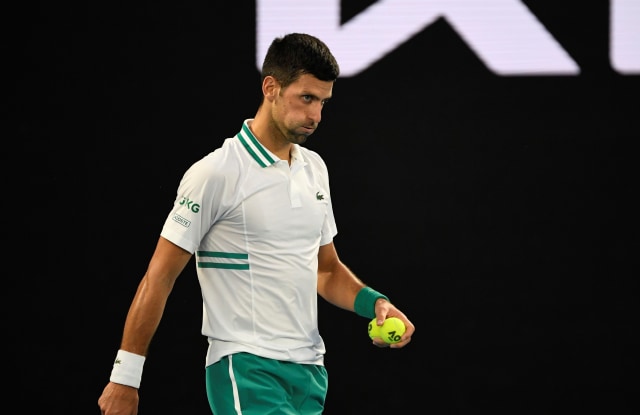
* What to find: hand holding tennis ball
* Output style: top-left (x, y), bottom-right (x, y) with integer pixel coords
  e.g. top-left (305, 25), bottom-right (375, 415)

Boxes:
top-left (368, 317), bottom-right (406, 344)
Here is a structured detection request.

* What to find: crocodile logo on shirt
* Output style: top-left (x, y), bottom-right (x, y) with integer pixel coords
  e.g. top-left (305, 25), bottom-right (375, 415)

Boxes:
top-left (316, 192), bottom-right (325, 201)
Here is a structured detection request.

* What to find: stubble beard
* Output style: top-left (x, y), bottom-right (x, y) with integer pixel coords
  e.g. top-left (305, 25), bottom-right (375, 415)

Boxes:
top-left (285, 125), bottom-right (311, 145)
top-left (291, 133), bottom-right (309, 145)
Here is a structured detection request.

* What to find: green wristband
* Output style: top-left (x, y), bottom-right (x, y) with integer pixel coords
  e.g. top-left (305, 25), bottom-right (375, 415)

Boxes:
top-left (354, 287), bottom-right (389, 319)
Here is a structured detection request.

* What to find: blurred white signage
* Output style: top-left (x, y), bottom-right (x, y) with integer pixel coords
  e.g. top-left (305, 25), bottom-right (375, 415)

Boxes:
top-left (256, 0), bottom-right (639, 77)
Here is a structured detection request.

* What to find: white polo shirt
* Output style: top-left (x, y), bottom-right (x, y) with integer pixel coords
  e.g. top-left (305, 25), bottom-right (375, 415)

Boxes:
top-left (160, 119), bottom-right (337, 367)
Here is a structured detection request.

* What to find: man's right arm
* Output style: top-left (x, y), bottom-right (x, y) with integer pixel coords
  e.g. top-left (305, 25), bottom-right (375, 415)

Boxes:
top-left (98, 236), bottom-right (193, 415)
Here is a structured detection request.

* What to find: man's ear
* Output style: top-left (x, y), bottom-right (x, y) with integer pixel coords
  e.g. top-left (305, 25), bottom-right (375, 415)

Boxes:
top-left (262, 76), bottom-right (278, 102)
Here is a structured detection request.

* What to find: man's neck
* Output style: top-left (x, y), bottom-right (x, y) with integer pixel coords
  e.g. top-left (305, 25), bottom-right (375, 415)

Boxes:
top-left (248, 116), bottom-right (292, 163)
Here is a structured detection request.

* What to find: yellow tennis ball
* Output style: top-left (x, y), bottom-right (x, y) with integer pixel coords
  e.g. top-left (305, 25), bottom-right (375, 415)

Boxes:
top-left (368, 318), bottom-right (381, 339)
top-left (379, 317), bottom-right (406, 344)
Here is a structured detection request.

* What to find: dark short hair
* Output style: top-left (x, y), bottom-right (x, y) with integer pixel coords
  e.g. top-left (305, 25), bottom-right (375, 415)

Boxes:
top-left (261, 33), bottom-right (340, 87)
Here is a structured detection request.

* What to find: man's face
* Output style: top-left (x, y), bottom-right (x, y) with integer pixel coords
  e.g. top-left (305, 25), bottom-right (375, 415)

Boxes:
top-left (272, 74), bottom-right (334, 145)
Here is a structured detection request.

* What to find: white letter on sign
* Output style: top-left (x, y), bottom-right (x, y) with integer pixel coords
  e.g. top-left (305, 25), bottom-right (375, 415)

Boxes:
top-left (256, 0), bottom-right (579, 76)
top-left (611, 0), bottom-right (640, 74)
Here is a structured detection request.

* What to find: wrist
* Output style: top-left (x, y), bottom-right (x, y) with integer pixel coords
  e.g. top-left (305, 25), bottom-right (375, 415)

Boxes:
top-left (354, 287), bottom-right (389, 319)
top-left (109, 349), bottom-right (146, 389)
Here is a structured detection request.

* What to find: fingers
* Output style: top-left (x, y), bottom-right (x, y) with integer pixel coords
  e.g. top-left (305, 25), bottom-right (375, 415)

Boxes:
top-left (371, 337), bottom-right (390, 348)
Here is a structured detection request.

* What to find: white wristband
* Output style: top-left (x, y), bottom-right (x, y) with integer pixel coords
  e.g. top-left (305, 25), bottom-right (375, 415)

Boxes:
top-left (109, 349), bottom-right (146, 389)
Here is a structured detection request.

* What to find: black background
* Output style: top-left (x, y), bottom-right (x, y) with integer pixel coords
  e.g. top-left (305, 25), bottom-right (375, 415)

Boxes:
top-left (17, 1), bottom-right (638, 413)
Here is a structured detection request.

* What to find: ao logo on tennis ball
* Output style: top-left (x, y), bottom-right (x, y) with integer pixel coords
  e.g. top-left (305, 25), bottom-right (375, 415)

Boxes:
top-left (368, 317), bottom-right (406, 344)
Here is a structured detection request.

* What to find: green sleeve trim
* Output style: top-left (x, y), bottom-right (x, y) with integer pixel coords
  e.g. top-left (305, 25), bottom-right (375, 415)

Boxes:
top-left (354, 287), bottom-right (389, 319)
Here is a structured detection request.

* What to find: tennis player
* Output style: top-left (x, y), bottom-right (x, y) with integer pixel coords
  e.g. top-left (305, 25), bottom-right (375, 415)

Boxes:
top-left (98, 32), bottom-right (415, 415)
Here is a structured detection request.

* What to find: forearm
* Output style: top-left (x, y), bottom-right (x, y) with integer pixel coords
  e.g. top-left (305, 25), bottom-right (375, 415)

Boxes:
top-left (118, 236), bottom-right (190, 354)
top-left (119, 272), bottom-right (174, 355)
top-left (108, 238), bottom-right (190, 390)
top-left (316, 242), bottom-right (389, 319)
top-left (318, 262), bottom-right (366, 311)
